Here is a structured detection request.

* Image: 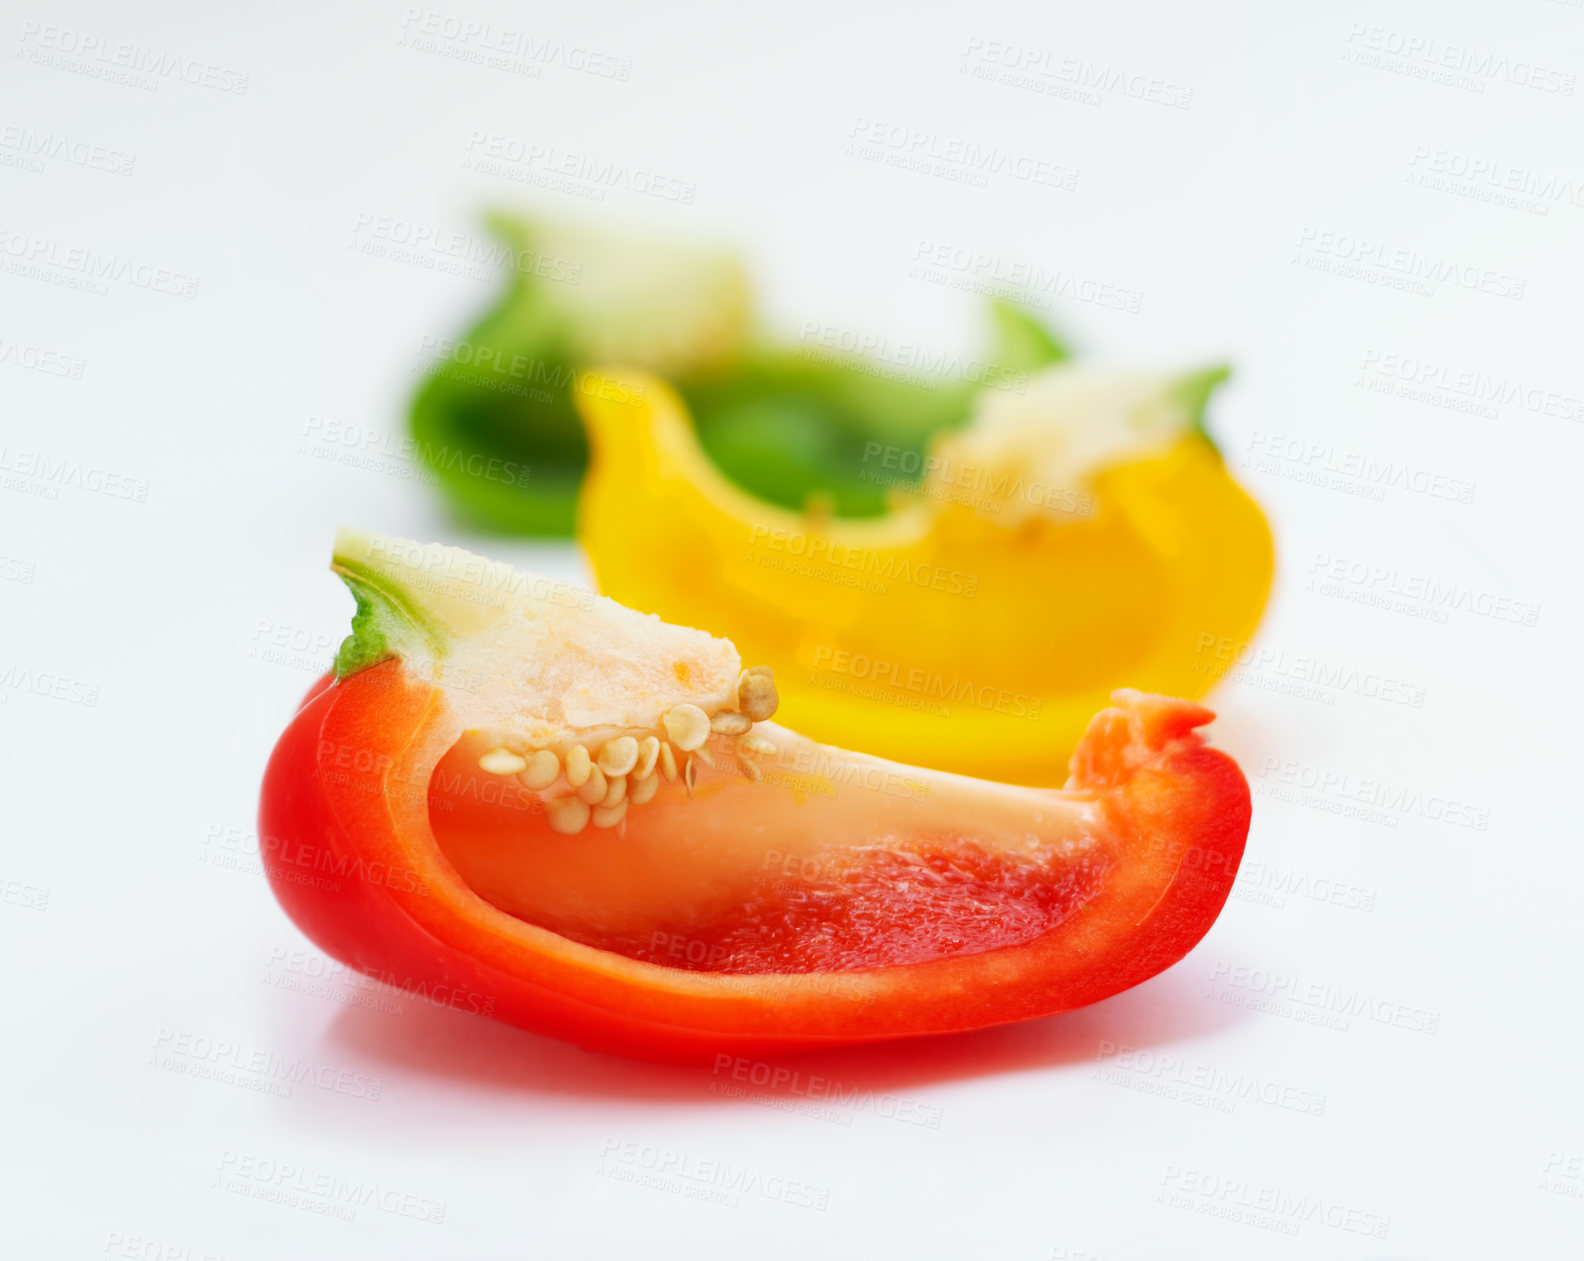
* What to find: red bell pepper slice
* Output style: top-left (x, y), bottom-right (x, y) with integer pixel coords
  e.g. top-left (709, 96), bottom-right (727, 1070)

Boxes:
top-left (257, 532), bottom-right (1250, 1063)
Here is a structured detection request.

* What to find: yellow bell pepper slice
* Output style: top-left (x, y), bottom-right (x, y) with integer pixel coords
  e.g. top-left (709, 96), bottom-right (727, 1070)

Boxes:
top-left (575, 365), bottom-right (1272, 784)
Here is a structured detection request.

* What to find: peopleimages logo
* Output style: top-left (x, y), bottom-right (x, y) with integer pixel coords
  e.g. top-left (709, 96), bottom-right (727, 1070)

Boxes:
top-left (396, 9), bottom-right (633, 81)
top-left (746, 524), bottom-right (979, 599)
top-left (1, 876), bottom-right (49, 911)
top-left (1208, 961), bottom-right (1441, 1035)
top-left (1194, 631), bottom-right (1428, 709)
top-left (807, 645), bottom-right (1041, 721)
top-left (16, 22), bottom-right (251, 94)
top-left (358, 533), bottom-right (595, 611)
top-left (151, 1029), bottom-right (383, 1100)
top-left (1342, 24), bottom-right (1575, 96)
top-left (1242, 432), bottom-right (1476, 505)
top-left (596, 1138), bottom-right (831, 1210)
top-left (213, 1151), bottom-right (446, 1224)
top-left (763, 746), bottom-right (929, 805)
top-left (1233, 859), bottom-right (1378, 914)
top-left (846, 118), bottom-right (1079, 192)
top-left (1407, 146), bottom-right (1584, 214)
top-left (1307, 553), bottom-right (1540, 628)
top-left (959, 37), bottom-right (1194, 109)
top-left (463, 132), bottom-right (696, 204)
top-left (348, 213), bottom-right (583, 283)
top-left (299, 414), bottom-right (528, 489)
top-left (861, 442), bottom-right (1095, 517)
top-left (0, 125), bottom-right (136, 175)
top-left (910, 239), bottom-right (1144, 313)
top-left (1355, 349), bottom-right (1584, 423)
top-left (0, 448), bottom-right (149, 502)
top-left (1294, 226), bottom-right (1525, 301)
top-left (1158, 1165), bottom-right (1390, 1239)
top-left (103, 1230), bottom-right (226, 1261)
top-left (0, 337), bottom-right (86, 379)
top-left (798, 322), bottom-right (1028, 393)
top-left (0, 229), bottom-right (199, 297)
top-left (710, 1054), bottom-right (945, 1128)
top-left (1540, 1151), bottom-right (1584, 1199)
top-left (1256, 756), bottom-right (1491, 831)
top-left (261, 824), bottom-right (433, 897)
top-left (0, 664), bottom-right (100, 706)
top-left (1094, 1041), bottom-right (1328, 1117)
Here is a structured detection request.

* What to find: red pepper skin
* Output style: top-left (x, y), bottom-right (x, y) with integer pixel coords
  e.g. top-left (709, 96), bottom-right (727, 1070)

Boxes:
top-left (259, 660), bottom-right (1250, 1064)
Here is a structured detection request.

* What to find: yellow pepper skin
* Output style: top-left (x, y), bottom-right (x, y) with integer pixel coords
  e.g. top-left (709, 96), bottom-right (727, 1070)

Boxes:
top-left (576, 371), bottom-right (1273, 785)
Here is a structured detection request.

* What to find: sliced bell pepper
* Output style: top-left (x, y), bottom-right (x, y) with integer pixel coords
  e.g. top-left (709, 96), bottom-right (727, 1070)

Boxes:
top-left (257, 529), bottom-right (1251, 1063)
top-left (409, 213), bottom-right (1069, 533)
top-left (576, 365), bottom-right (1273, 784)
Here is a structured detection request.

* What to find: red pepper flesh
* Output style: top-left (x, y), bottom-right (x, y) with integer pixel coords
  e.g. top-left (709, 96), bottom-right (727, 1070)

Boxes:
top-left (260, 660), bottom-right (1249, 1064)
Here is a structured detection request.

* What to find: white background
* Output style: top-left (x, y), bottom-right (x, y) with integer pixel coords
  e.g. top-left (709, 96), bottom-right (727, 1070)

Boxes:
top-left (4, 1), bottom-right (1583, 1257)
